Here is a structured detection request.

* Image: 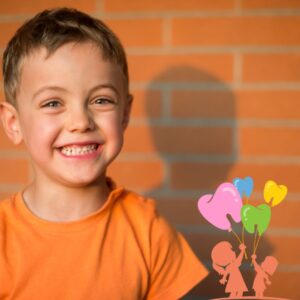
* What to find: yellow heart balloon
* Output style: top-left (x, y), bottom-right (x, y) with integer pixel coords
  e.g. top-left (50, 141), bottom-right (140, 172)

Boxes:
top-left (264, 180), bottom-right (288, 207)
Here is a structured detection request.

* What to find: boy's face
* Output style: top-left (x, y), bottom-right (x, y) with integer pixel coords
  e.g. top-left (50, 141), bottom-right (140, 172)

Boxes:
top-left (2, 41), bottom-right (131, 187)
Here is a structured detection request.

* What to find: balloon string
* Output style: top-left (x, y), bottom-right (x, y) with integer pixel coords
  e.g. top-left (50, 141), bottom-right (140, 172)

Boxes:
top-left (253, 234), bottom-right (262, 255)
top-left (231, 228), bottom-right (242, 243)
top-left (241, 196), bottom-right (249, 258)
top-left (242, 225), bottom-right (245, 245)
top-left (253, 227), bottom-right (258, 255)
top-left (241, 196), bottom-right (247, 259)
top-left (241, 225), bottom-right (246, 259)
top-left (230, 228), bottom-right (248, 259)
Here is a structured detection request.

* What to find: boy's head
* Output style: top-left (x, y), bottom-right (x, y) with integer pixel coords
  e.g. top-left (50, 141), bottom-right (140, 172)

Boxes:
top-left (2, 7), bottom-right (129, 106)
top-left (0, 8), bottom-right (132, 187)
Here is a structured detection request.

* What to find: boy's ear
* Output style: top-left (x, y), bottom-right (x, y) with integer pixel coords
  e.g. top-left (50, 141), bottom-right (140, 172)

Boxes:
top-left (0, 101), bottom-right (23, 144)
top-left (122, 94), bottom-right (133, 130)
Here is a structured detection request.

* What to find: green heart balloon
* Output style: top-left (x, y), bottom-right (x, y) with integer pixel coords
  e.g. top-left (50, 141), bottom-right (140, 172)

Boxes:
top-left (241, 204), bottom-right (271, 235)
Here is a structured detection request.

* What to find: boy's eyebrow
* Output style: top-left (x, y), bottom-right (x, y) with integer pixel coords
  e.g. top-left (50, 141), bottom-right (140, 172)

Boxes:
top-left (88, 84), bottom-right (120, 97)
top-left (33, 86), bottom-right (67, 99)
top-left (32, 84), bottom-right (120, 99)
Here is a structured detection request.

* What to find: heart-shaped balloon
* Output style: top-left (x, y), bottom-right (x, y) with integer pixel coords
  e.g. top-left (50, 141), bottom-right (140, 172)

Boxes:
top-left (241, 204), bottom-right (271, 235)
top-left (233, 176), bottom-right (254, 198)
top-left (264, 180), bottom-right (287, 207)
top-left (197, 183), bottom-right (242, 230)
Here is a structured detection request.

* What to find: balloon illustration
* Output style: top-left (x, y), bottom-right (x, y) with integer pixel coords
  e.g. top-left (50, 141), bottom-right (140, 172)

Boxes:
top-left (233, 176), bottom-right (254, 198)
top-left (264, 180), bottom-right (287, 207)
top-left (197, 183), bottom-right (242, 230)
top-left (241, 204), bottom-right (271, 235)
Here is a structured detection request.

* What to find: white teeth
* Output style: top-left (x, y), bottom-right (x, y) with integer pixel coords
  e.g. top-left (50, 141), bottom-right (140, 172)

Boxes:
top-left (60, 144), bottom-right (98, 156)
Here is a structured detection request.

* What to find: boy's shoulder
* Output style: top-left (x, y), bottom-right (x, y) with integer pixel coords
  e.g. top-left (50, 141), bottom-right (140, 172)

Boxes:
top-left (0, 193), bottom-right (17, 228)
top-left (116, 188), bottom-right (180, 240)
top-left (114, 188), bottom-right (159, 221)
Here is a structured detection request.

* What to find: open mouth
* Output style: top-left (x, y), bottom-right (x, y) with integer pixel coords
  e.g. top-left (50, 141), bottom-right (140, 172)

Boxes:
top-left (59, 144), bottom-right (99, 157)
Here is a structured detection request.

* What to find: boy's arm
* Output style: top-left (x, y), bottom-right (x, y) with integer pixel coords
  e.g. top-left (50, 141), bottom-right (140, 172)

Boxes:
top-left (146, 213), bottom-right (208, 300)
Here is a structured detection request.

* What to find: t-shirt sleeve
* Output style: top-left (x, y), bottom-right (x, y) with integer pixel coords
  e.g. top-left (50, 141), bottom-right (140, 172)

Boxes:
top-left (146, 211), bottom-right (208, 300)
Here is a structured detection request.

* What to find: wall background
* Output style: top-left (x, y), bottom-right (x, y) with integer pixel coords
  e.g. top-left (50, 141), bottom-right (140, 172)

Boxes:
top-left (0, 0), bottom-right (299, 299)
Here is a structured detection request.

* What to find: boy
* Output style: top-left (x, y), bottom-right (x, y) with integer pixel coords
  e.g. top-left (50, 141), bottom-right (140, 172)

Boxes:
top-left (0, 8), bottom-right (207, 299)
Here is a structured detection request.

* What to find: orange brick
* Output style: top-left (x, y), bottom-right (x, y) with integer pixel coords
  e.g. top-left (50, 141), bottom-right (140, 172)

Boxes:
top-left (157, 198), bottom-right (201, 225)
top-left (105, 19), bottom-right (163, 47)
top-left (0, 123), bottom-right (27, 151)
top-left (0, 129), bottom-right (25, 150)
top-left (171, 162), bottom-right (233, 190)
top-left (236, 90), bottom-right (300, 119)
top-left (128, 54), bottom-right (234, 83)
top-left (157, 198), bottom-right (300, 229)
top-left (242, 0), bottom-right (300, 9)
top-left (258, 236), bottom-right (300, 265)
top-left (108, 159), bottom-right (164, 190)
top-left (266, 271), bottom-right (300, 299)
top-left (172, 90), bottom-right (300, 120)
top-left (103, 0), bottom-right (235, 12)
top-left (123, 125), bottom-right (233, 155)
top-left (171, 90), bottom-right (235, 118)
top-left (171, 163), bottom-right (300, 193)
top-left (0, 0), bottom-right (96, 14)
top-left (243, 53), bottom-right (300, 83)
top-left (0, 129), bottom-right (16, 150)
top-left (240, 127), bottom-right (300, 156)
top-left (130, 89), bottom-right (162, 119)
top-left (173, 16), bottom-right (300, 46)
top-left (0, 158), bottom-right (29, 184)
top-left (0, 22), bottom-right (22, 48)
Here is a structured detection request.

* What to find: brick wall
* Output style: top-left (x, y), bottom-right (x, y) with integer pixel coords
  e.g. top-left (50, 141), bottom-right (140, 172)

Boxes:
top-left (0, 0), bottom-right (299, 299)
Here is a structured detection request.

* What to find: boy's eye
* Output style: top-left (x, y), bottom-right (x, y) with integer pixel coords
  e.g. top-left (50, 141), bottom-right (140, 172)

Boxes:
top-left (94, 98), bottom-right (114, 105)
top-left (41, 100), bottom-right (61, 108)
top-left (91, 97), bottom-right (117, 110)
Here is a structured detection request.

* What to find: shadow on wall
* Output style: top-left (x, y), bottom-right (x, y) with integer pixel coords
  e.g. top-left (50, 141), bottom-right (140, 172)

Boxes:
top-left (142, 66), bottom-right (273, 298)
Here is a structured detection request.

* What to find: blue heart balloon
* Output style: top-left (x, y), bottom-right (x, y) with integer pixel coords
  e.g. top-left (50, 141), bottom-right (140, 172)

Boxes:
top-left (233, 176), bottom-right (254, 198)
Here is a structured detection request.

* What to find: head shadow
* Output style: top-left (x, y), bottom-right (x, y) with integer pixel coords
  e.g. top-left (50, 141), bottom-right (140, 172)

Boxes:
top-left (140, 65), bottom-right (274, 297)
top-left (143, 66), bottom-right (237, 195)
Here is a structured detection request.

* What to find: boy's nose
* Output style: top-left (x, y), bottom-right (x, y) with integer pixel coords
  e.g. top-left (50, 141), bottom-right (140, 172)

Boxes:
top-left (65, 107), bottom-right (95, 132)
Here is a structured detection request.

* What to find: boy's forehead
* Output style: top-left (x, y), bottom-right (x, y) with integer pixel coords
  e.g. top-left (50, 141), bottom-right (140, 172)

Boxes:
top-left (23, 41), bottom-right (104, 66)
top-left (18, 42), bottom-right (126, 96)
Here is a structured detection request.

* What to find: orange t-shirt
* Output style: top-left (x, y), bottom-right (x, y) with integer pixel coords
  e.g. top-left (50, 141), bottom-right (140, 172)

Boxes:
top-left (0, 186), bottom-right (208, 299)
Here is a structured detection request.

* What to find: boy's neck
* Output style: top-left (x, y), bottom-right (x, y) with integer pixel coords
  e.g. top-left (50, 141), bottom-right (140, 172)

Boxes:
top-left (22, 177), bottom-right (111, 222)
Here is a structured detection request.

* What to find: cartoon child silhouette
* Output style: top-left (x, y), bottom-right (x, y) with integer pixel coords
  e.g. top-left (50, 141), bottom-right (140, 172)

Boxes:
top-left (211, 241), bottom-right (248, 298)
top-left (251, 254), bottom-right (278, 297)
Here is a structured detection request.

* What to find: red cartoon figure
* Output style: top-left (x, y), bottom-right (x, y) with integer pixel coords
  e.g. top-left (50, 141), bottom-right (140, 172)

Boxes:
top-left (251, 254), bottom-right (278, 297)
top-left (211, 241), bottom-right (248, 298)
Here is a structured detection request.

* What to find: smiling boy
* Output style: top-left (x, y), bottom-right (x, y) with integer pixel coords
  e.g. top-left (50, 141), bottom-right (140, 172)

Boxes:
top-left (0, 8), bottom-right (207, 299)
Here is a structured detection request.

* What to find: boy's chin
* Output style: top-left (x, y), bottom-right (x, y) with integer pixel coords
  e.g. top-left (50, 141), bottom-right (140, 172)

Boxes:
top-left (52, 172), bottom-right (106, 188)
top-left (61, 177), bottom-right (105, 188)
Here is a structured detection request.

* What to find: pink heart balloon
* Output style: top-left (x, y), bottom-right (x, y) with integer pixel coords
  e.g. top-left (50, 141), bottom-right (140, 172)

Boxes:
top-left (197, 182), bottom-right (242, 230)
